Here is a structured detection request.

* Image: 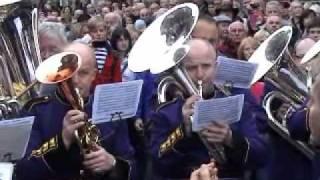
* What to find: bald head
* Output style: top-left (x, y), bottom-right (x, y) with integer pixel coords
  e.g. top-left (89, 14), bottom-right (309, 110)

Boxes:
top-left (186, 39), bottom-right (216, 62)
top-left (64, 42), bottom-right (96, 69)
top-left (183, 39), bottom-right (216, 98)
top-left (63, 42), bottom-right (97, 97)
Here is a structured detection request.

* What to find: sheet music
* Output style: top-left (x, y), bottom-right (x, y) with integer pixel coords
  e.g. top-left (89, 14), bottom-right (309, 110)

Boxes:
top-left (192, 94), bottom-right (244, 132)
top-left (214, 56), bottom-right (258, 89)
top-left (0, 116), bottom-right (34, 161)
top-left (92, 80), bottom-right (143, 124)
top-left (0, 162), bottom-right (14, 180)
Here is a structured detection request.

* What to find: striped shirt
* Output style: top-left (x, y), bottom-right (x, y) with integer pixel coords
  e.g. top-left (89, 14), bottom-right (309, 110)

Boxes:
top-left (94, 47), bottom-right (108, 72)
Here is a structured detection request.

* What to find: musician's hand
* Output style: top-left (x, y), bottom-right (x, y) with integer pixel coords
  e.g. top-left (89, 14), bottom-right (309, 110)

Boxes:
top-left (201, 122), bottom-right (233, 146)
top-left (182, 95), bottom-right (201, 121)
top-left (83, 144), bottom-right (116, 173)
top-left (182, 95), bottom-right (200, 127)
top-left (190, 162), bottom-right (218, 180)
top-left (62, 110), bottom-right (86, 150)
top-left (134, 118), bottom-right (144, 131)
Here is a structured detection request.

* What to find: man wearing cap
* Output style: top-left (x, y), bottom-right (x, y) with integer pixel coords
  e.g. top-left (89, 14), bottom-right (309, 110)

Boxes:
top-left (213, 14), bottom-right (232, 56)
top-left (214, 14), bottom-right (232, 42)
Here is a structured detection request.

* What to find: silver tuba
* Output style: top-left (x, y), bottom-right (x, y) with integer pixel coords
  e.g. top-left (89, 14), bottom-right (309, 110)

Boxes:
top-left (249, 26), bottom-right (314, 159)
top-left (0, 0), bottom-right (42, 119)
top-left (300, 39), bottom-right (320, 90)
top-left (128, 3), bottom-right (227, 164)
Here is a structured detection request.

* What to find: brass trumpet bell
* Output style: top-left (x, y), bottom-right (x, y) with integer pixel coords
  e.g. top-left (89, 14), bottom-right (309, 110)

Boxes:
top-left (35, 52), bottom-right (81, 84)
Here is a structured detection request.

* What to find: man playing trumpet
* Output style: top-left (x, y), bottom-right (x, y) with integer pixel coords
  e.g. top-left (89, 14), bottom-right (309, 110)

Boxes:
top-left (15, 43), bottom-right (135, 180)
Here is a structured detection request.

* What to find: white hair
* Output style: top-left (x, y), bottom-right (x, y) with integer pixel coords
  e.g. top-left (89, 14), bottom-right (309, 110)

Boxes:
top-left (39, 21), bottom-right (67, 44)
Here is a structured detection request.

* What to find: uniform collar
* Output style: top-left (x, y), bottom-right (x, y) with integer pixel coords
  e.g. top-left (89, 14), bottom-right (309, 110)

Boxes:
top-left (55, 87), bottom-right (92, 107)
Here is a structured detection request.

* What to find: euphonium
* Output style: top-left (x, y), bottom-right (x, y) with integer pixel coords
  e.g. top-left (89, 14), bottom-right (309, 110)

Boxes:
top-left (128, 3), bottom-right (226, 164)
top-left (35, 52), bottom-right (100, 153)
top-left (249, 26), bottom-right (314, 159)
top-left (0, 0), bottom-right (43, 119)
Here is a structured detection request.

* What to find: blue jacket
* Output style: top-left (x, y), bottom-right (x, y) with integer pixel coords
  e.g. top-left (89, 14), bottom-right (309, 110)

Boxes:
top-left (262, 81), bottom-right (313, 180)
top-left (149, 88), bottom-right (268, 179)
top-left (15, 91), bottom-right (136, 180)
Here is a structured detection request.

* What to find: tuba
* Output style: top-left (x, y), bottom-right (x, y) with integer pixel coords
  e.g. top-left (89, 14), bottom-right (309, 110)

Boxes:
top-left (249, 26), bottom-right (314, 159)
top-left (128, 3), bottom-right (226, 164)
top-left (35, 52), bottom-right (100, 154)
top-left (300, 39), bottom-right (320, 90)
top-left (0, 0), bottom-right (43, 119)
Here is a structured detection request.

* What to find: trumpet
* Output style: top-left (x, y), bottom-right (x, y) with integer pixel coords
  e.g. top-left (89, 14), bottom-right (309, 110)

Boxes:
top-left (35, 52), bottom-right (100, 153)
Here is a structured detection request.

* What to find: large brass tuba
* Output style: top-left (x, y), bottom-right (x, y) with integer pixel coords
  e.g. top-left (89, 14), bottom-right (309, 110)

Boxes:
top-left (0, 0), bottom-right (43, 119)
top-left (128, 3), bottom-right (226, 164)
top-left (35, 52), bottom-right (100, 153)
top-left (249, 26), bottom-right (314, 159)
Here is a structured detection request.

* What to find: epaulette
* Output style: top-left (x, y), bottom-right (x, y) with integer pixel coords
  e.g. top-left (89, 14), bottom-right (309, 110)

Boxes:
top-left (30, 136), bottom-right (58, 158)
top-left (23, 96), bottom-right (50, 112)
top-left (159, 126), bottom-right (184, 157)
top-left (156, 97), bottom-right (179, 113)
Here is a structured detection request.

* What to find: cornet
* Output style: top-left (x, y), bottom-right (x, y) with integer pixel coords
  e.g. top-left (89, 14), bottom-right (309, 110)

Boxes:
top-left (35, 52), bottom-right (100, 154)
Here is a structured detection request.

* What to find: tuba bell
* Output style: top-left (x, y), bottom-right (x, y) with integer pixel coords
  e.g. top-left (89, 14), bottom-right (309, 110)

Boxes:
top-left (35, 52), bottom-right (100, 154)
top-left (0, 0), bottom-right (43, 119)
top-left (300, 39), bottom-right (320, 90)
top-left (128, 3), bottom-right (226, 164)
top-left (249, 26), bottom-right (314, 159)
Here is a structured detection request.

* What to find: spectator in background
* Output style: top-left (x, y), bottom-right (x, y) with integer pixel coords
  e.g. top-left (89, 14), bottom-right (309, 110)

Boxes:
top-left (110, 27), bottom-right (134, 81)
top-left (87, 17), bottom-right (122, 87)
top-left (96, 0), bottom-right (106, 15)
top-left (140, 8), bottom-right (153, 25)
top-left (254, 27), bottom-right (269, 45)
top-left (61, 6), bottom-right (72, 25)
top-left (72, 9), bottom-right (84, 23)
top-left (265, 1), bottom-right (281, 17)
top-left (237, 37), bottom-right (258, 61)
top-left (207, 2), bottom-right (216, 16)
top-left (224, 21), bottom-right (248, 58)
top-left (306, 17), bottom-right (320, 42)
top-left (150, 2), bottom-right (160, 15)
top-left (104, 12), bottom-right (123, 35)
top-left (290, 1), bottom-right (304, 33)
top-left (264, 15), bottom-right (283, 33)
top-left (87, 17), bottom-right (109, 71)
top-left (215, 3), bottom-right (239, 21)
top-left (160, 0), bottom-right (170, 9)
top-left (214, 14), bottom-right (232, 50)
top-left (38, 21), bottom-right (68, 96)
top-left (39, 22), bottom-right (67, 60)
top-left (101, 6), bottom-right (111, 17)
top-left (86, 3), bottom-right (96, 17)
